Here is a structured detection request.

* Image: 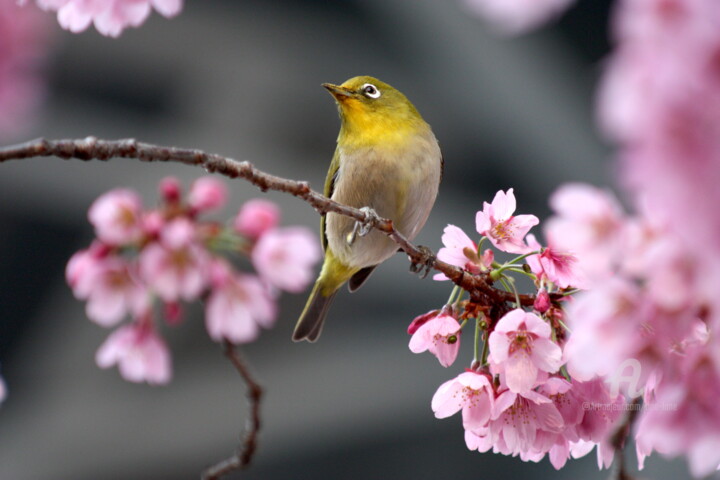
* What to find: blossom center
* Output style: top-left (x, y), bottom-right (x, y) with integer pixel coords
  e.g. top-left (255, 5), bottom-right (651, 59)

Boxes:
top-left (491, 219), bottom-right (514, 240)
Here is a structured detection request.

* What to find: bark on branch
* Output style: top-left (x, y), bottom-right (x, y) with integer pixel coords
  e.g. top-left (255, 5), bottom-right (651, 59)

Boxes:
top-left (0, 137), bottom-right (545, 306)
top-left (201, 342), bottom-right (263, 480)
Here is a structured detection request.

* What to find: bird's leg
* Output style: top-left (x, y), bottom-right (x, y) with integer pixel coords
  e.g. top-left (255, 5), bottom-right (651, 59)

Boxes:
top-left (346, 207), bottom-right (381, 246)
top-left (408, 245), bottom-right (436, 279)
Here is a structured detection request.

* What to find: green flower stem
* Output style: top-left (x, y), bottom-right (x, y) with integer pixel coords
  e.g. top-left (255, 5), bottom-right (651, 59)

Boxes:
top-left (499, 276), bottom-right (521, 308)
top-left (476, 236), bottom-right (487, 253)
top-left (561, 288), bottom-right (581, 296)
top-left (507, 250), bottom-right (540, 265)
top-left (505, 267), bottom-right (537, 279)
top-left (557, 318), bottom-right (573, 333)
top-left (446, 285), bottom-right (461, 306)
top-left (479, 315), bottom-right (490, 366)
top-left (473, 316), bottom-right (481, 366)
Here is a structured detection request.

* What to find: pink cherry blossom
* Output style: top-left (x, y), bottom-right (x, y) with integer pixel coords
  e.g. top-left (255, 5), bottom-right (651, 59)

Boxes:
top-left (188, 176), bottom-right (227, 213)
top-left (66, 246), bottom-right (147, 327)
top-left (408, 312), bottom-right (461, 367)
top-left (488, 309), bottom-right (562, 393)
top-left (141, 210), bottom-right (164, 238)
top-left (33, 0), bottom-right (183, 37)
top-left (525, 234), bottom-right (583, 289)
top-left (251, 227), bottom-right (320, 293)
top-left (635, 346), bottom-right (720, 477)
top-left (139, 218), bottom-right (209, 302)
top-left (433, 224), bottom-right (493, 281)
top-left (600, 0), bottom-right (720, 258)
top-left (533, 287), bottom-right (551, 313)
top-left (205, 261), bottom-right (275, 344)
top-left (88, 188), bottom-right (144, 246)
top-left (158, 176), bottom-right (181, 204)
top-left (0, 0), bottom-right (47, 139)
top-left (479, 388), bottom-right (564, 460)
top-left (234, 198), bottom-right (281, 239)
top-left (432, 371), bottom-right (495, 432)
top-left (545, 183), bottom-right (625, 279)
top-left (476, 188), bottom-right (539, 254)
top-left (66, 241), bottom-right (110, 299)
top-left (407, 309), bottom-right (439, 335)
top-left (463, 0), bottom-right (575, 34)
top-left (563, 278), bottom-right (642, 382)
top-left (83, 255), bottom-right (147, 327)
top-left (537, 378), bottom-right (585, 469)
top-left (96, 322), bottom-right (171, 385)
top-left (0, 375), bottom-right (6, 404)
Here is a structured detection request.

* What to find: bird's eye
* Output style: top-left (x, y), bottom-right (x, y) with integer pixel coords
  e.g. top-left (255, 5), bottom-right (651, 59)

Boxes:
top-left (361, 83), bottom-right (381, 99)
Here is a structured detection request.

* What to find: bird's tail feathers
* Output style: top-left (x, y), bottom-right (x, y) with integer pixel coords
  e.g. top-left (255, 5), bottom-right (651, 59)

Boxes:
top-left (293, 281), bottom-right (338, 342)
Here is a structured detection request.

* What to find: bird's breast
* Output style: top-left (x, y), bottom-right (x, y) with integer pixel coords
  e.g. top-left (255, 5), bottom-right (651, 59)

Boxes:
top-left (326, 130), bottom-right (441, 268)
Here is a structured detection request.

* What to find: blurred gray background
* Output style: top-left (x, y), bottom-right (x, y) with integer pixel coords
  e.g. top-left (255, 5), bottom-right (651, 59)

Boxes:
top-left (0, 0), bottom-right (693, 479)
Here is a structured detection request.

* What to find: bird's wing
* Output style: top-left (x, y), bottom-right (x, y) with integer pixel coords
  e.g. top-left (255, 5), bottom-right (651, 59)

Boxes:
top-left (320, 149), bottom-right (341, 252)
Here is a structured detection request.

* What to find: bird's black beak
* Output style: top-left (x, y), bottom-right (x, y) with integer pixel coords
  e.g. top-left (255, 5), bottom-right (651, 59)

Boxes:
top-left (322, 83), bottom-right (354, 101)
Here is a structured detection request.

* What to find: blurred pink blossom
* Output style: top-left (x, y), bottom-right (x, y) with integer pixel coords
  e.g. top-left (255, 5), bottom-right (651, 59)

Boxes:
top-left (488, 309), bottom-right (562, 394)
top-left (408, 312), bottom-right (461, 367)
top-left (82, 255), bottom-right (146, 327)
top-left (599, 0), bottom-right (720, 255)
top-left (251, 227), bottom-right (320, 293)
top-left (205, 261), bottom-right (275, 344)
top-left (0, 0), bottom-right (47, 139)
top-left (234, 199), bottom-right (280, 240)
top-left (463, 0), bottom-right (575, 34)
top-left (545, 184), bottom-right (625, 279)
top-left (158, 176), bottom-right (181, 204)
top-left (66, 242), bottom-right (109, 299)
top-left (476, 188), bottom-right (538, 254)
top-left (32, 0), bottom-right (183, 37)
top-left (0, 375), bottom-right (6, 404)
top-left (96, 322), bottom-right (171, 384)
top-left (188, 177), bottom-right (227, 213)
top-left (88, 188), bottom-right (144, 246)
top-left (139, 218), bottom-right (210, 302)
top-left (563, 278), bottom-right (642, 382)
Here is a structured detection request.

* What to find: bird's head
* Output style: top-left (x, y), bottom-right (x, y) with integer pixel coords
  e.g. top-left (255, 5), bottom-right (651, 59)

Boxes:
top-left (322, 76), bottom-right (426, 147)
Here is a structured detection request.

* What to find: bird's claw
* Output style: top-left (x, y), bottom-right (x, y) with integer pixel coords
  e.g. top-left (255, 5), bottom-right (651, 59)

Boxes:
top-left (346, 207), bottom-right (381, 246)
top-left (409, 245), bottom-right (436, 279)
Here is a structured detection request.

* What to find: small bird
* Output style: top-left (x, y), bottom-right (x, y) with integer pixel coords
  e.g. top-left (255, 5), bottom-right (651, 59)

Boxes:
top-left (292, 76), bottom-right (443, 342)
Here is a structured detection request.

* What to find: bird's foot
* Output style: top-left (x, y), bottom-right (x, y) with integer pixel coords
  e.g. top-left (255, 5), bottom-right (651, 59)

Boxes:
top-left (409, 245), bottom-right (436, 279)
top-left (346, 207), bottom-right (381, 246)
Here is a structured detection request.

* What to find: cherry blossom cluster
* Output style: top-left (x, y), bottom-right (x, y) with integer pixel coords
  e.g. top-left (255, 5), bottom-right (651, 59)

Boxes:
top-left (0, 0), bottom-right (47, 139)
top-left (409, 188), bottom-right (627, 470)
top-left (66, 177), bottom-right (319, 384)
top-left (455, 0), bottom-right (720, 476)
top-left (20, 0), bottom-right (182, 37)
top-left (550, 184), bottom-right (720, 477)
top-left (593, 1), bottom-right (720, 476)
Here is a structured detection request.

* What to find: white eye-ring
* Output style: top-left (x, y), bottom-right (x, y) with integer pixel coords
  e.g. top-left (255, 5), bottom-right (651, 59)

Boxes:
top-left (361, 83), bottom-right (381, 99)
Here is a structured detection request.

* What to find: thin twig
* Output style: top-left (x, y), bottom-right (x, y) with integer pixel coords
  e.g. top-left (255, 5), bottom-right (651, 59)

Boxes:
top-left (0, 137), bottom-right (550, 307)
top-left (202, 341), bottom-right (263, 480)
top-left (608, 397), bottom-right (643, 480)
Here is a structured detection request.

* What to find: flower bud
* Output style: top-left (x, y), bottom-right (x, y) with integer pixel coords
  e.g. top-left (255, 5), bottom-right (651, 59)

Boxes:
top-left (534, 288), bottom-right (551, 313)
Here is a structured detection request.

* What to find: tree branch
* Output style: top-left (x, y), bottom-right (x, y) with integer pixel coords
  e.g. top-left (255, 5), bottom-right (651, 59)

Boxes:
top-left (0, 137), bottom-right (546, 306)
top-left (202, 341), bottom-right (263, 480)
top-left (608, 397), bottom-right (642, 480)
